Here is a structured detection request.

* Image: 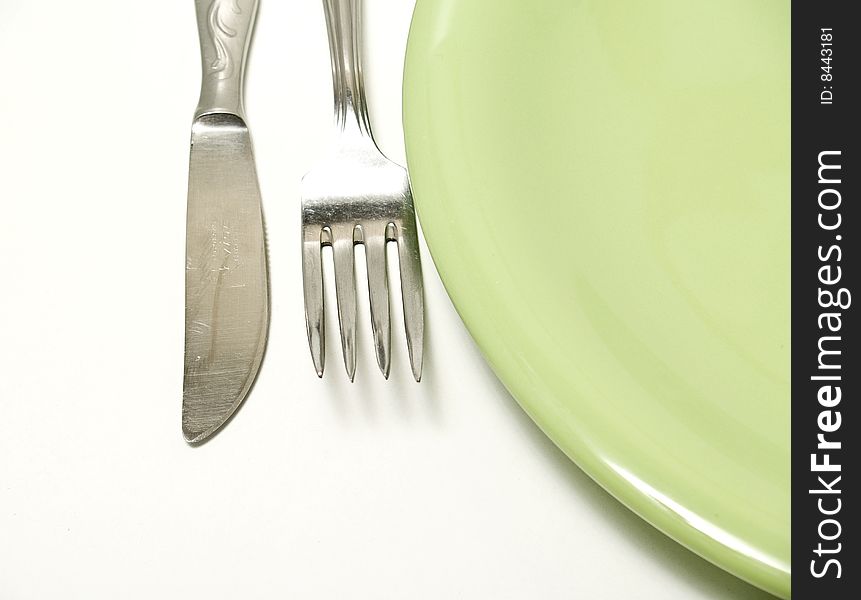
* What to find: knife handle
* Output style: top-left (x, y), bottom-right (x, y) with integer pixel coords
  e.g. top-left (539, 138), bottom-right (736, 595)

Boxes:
top-left (194, 0), bottom-right (259, 120)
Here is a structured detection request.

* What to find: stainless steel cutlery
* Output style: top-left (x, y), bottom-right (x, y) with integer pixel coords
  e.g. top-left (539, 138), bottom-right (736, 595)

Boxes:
top-left (183, 0), bottom-right (268, 444)
top-left (302, 0), bottom-right (424, 382)
top-left (183, 0), bottom-right (424, 441)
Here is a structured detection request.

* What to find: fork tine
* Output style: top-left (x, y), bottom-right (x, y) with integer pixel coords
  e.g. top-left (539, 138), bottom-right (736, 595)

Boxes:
top-left (396, 216), bottom-right (425, 382)
top-left (364, 227), bottom-right (391, 378)
top-left (302, 228), bottom-right (325, 377)
top-left (332, 225), bottom-right (358, 381)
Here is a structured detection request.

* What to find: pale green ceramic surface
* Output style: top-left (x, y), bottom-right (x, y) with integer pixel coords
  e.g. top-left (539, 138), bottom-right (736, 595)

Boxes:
top-left (403, 0), bottom-right (790, 597)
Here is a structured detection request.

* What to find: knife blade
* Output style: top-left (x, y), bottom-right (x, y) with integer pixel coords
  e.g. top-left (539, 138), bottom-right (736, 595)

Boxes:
top-left (183, 0), bottom-right (267, 444)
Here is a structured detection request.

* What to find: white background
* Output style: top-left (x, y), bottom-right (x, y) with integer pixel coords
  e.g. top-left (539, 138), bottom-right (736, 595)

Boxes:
top-left (0, 1), bottom-right (775, 598)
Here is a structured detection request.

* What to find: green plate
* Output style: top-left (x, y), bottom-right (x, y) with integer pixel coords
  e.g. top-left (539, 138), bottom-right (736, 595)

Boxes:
top-left (403, 0), bottom-right (790, 597)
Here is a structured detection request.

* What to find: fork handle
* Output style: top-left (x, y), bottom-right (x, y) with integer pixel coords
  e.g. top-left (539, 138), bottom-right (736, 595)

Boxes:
top-left (194, 0), bottom-right (259, 120)
top-left (323, 0), bottom-right (373, 136)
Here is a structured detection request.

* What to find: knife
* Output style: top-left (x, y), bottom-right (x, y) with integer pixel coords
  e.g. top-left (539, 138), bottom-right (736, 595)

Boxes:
top-left (183, 0), bottom-right (267, 443)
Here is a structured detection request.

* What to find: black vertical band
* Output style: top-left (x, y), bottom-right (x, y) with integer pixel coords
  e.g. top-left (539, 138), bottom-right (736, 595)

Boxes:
top-left (792, 2), bottom-right (858, 597)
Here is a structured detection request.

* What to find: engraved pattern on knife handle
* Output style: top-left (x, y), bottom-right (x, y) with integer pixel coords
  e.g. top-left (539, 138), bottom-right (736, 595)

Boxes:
top-left (208, 0), bottom-right (241, 80)
top-left (194, 0), bottom-right (259, 119)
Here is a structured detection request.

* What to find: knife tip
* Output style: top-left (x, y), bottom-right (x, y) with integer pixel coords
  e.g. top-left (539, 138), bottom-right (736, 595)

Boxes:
top-left (182, 414), bottom-right (223, 445)
top-left (182, 425), bottom-right (210, 445)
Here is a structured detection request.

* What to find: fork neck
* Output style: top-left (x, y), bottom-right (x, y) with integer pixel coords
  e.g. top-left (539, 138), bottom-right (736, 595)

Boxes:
top-left (323, 0), bottom-right (373, 138)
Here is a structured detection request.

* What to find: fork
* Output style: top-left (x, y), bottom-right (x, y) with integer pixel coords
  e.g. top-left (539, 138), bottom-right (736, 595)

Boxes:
top-left (301, 0), bottom-right (424, 382)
